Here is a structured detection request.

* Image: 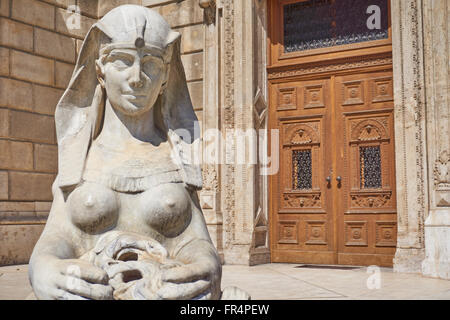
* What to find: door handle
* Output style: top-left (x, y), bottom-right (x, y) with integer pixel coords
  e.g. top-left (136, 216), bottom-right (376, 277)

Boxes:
top-left (326, 169), bottom-right (333, 187)
top-left (336, 176), bottom-right (342, 186)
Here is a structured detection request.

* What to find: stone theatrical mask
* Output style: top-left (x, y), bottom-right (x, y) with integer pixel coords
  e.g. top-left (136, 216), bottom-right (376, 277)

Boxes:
top-left (28, 5), bottom-right (249, 300)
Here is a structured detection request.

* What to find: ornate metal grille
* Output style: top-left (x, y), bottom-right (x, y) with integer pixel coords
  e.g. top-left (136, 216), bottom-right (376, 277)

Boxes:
top-left (293, 150), bottom-right (312, 190)
top-left (360, 146), bottom-right (382, 189)
top-left (284, 0), bottom-right (389, 53)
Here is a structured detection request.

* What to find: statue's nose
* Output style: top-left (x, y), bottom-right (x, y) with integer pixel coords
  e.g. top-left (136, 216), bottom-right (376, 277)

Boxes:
top-left (129, 63), bottom-right (144, 88)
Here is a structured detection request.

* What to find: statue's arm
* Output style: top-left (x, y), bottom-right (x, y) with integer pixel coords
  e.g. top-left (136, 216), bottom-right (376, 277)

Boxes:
top-left (29, 181), bottom-right (112, 300)
top-left (159, 189), bottom-right (221, 299)
top-left (171, 189), bottom-right (220, 261)
top-left (30, 181), bottom-right (79, 263)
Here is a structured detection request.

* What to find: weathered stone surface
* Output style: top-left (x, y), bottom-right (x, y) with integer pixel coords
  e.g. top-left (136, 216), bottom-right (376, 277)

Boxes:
top-left (55, 7), bottom-right (96, 39)
top-left (0, 78), bottom-right (33, 111)
top-left (76, 39), bottom-right (83, 55)
top-left (158, 0), bottom-right (203, 27)
top-left (34, 28), bottom-right (76, 63)
top-left (11, 51), bottom-right (54, 86)
top-left (40, 0), bottom-right (73, 8)
top-left (55, 61), bottom-right (75, 88)
top-left (181, 52), bottom-right (203, 81)
top-left (9, 110), bottom-right (56, 144)
top-left (0, 0), bottom-right (10, 17)
top-left (11, 0), bottom-right (55, 30)
top-left (0, 225), bottom-right (45, 265)
top-left (32, 85), bottom-right (64, 115)
top-left (34, 201), bottom-right (52, 212)
top-left (0, 108), bottom-right (8, 138)
top-left (187, 81), bottom-right (203, 110)
top-left (0, 171), bottom-right (8, 200)
top-left (420, 0), bottom-right (450, 280)
top-left (0, 140), bottom-right (34, 171)
top-left (34, 144), bottom-right (58, 173)
top-left (9, 172), bottom-right (55, 201)
top-left (142, 0), bottom-right (173, 7)
top-left (0, 201), bottom-right (36, 212)
top-left (98, 0), bottom-right (141, 17)
top-left (0, 47), bottom-right (8, 76)
top-left (77, 0), bottom-right (99, 18)
top-left (179, 24), bottom-right (203, 54)
top-left (0, 18), bottom-right (33, 51)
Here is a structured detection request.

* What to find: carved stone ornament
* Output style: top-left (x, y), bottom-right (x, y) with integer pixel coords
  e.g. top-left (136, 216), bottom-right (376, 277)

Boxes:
top-left (434, 151), bottom-right (450, 189)
top-left (199, 0), bottom-right (216, 25)
top-left (28, 5), bottom-right (249, 300)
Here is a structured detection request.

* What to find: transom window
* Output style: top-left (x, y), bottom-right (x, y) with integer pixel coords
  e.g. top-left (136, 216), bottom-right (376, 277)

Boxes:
top-left (283, 0), bottom-right (389, 53)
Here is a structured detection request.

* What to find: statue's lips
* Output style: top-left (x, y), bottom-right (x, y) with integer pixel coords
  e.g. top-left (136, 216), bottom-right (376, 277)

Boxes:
top-left (122, 94), bottom-right (147, 101)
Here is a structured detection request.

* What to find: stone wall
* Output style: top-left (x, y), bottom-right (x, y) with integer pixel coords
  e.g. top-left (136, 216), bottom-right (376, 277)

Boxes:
top-left (0, 0), bottom-right (204, 265)
top-left (0, 0), bottom-right (97, 265)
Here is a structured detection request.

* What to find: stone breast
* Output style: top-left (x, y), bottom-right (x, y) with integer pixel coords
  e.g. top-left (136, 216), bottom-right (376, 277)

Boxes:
top-left (67, 182), bottom-right (119, 234)
top-left (136, 183), bottom-right (191, 238)
top-left (67, 181), bottom-right (191, 237)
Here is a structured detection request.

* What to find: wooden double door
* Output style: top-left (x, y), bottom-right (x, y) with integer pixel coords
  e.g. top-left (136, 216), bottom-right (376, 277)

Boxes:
top-left (270, 69), bottom-right (397, 267)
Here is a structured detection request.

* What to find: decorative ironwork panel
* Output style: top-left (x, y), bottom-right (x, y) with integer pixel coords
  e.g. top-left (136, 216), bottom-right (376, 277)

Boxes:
top-left (360, 146), bottom-right (382, 188)
top-left (284, 0), bottom-right (389, 53)
top-left (293, 150), bottom-right (312, 190)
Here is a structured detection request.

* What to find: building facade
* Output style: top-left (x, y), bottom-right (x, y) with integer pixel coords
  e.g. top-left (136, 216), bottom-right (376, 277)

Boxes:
top-left (0, 0), bottom-right (448, 280)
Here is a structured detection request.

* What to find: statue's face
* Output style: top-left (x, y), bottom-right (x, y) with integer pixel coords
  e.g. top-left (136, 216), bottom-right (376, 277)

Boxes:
top-left (100, 48), bottom-right (167, 116)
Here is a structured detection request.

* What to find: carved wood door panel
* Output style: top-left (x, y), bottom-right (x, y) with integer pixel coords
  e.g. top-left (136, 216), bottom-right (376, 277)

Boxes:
top-left (334, 71), bottom-right (397, 266)
top-left (270, 78), bottom-right (336, 264)
top-left (270, 71), bottom-right (397, 266)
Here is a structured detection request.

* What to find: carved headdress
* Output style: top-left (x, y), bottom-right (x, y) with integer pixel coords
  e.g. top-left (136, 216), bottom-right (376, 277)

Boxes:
top-left (54, 5), bottom-right (202, 194)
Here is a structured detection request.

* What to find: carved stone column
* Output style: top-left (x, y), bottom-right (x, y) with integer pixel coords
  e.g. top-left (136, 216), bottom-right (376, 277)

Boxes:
top-left (200, 0), bottom-right (270, 265)
top-left (229, 0), bottom-right (270, 265)
top-left (391, 0), bottom-right (428, 273)
top-left (198, 0), bottom-right (224, 263)
top-left (421, 0), bottom-right (450, 280)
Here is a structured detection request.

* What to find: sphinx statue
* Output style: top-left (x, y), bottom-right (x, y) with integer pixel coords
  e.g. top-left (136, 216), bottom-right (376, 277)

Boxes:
top-left (28, 5), bottom-right (249, 300)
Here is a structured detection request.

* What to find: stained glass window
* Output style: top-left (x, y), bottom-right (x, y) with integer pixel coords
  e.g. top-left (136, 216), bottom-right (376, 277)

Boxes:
top-left (284, 0), bottom-right (389, 53)
top-left (293, 150), bottom-right (312, 190)
top-left (360, 146), bottom-right (382, 189)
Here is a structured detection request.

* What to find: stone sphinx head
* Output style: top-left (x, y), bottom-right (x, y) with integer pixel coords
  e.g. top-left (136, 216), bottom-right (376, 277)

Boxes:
top-left (94, 6), bottom-right (178, 116)
top-left (55, 5), bottom-right (202, 195)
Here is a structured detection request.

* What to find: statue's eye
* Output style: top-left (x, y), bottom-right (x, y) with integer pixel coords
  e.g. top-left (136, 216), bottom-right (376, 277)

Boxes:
top-left (142, 57), bottom-right (163, 76)
top-left (109, 56), bottom-right (133, 68)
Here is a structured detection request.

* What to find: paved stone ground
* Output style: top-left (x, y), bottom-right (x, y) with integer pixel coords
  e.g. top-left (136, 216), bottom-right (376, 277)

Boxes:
top-left (0, 263), bottom-right (449, 300)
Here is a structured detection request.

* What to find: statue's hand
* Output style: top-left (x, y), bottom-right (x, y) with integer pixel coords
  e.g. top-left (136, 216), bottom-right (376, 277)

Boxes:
top-left (156, 255), bottom-right (221, 300)
top-left (30, 257), bottom-right (113, 300)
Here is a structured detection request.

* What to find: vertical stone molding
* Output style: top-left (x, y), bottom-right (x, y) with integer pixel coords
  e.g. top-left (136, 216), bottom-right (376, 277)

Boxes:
top-left (391, 0), bottom-right (428, 273)
top-left (219, 0), bottom-right (239, 263)
top-left (249, 0), bottom-right (270, 266)
top-left (421, 0), bottom-right (450, 280)
top-left (199, 0), bottom-right (224, 262)
top-left (202, 0), bottom-right (270, 265)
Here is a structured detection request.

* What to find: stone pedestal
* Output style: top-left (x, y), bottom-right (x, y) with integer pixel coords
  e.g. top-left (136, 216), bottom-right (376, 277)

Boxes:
top-left (422, 210), bottom-right (450, 279)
